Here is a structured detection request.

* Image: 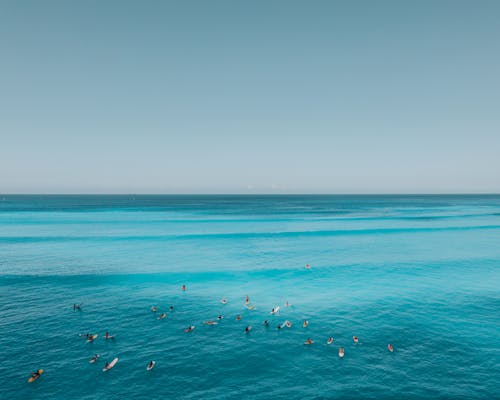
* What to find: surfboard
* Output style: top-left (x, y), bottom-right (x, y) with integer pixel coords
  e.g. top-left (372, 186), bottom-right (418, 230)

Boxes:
top-left (86, 334), bottom-right (98, 342)
top-left (103, 358), bottom-right (118, 372)
top-left (28, 369), bottom-right (43, 383)
top-left (146, 361), bottom-right (156, 371)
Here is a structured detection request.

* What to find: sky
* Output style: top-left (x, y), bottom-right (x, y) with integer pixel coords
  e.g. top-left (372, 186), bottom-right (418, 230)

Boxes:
top-left (0, 0), bottom-right (499, 194)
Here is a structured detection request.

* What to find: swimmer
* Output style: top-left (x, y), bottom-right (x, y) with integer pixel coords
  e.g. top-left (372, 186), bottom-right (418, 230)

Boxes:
top-left (303, 320), bottom-right (309, 328)
top-left (89, 354), bottom-right (100, 363)
top-left (327, 337), bottom-right (334, 345)
top-left (236, 315), bottom-right (242, 321)
top-left (387, 344), bottom-right (394, 352)
top-left (158, 313), bottom-right (167, 320)
top-left (245, 326), bottom-right (252, 333)
top-left (151, 306), bottom-right (157, 312)
top-left (184, 325), bottom-right (195, 333)
top-left (182, 285), bottom-right (186, 291)
top-left (339, 347), bottom-right (345, 358)
top-left (221, 298), bottom-right (227, 304)
top-left (304, 338), bottom-right (314, 345)
top-left (204, 320), bottom-right (218, 325)
top-left (353, 336), bottom-right (359, 343)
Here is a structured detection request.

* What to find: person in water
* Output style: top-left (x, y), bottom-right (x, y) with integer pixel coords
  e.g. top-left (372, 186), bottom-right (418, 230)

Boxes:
top-left (169, 306), bottom-right (174, 311)
top-left (182, 285), bottom-right (186, 291)
top-left (263, 320), bottom-right (269, 326)
top-left (236, 315), bottom-right (241, 321)
top-left (30, 371), bottom-right (41, 379)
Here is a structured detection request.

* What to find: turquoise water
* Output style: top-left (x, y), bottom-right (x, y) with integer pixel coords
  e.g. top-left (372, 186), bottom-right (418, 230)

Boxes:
top-left (1, 195), bottom-right (499, 399)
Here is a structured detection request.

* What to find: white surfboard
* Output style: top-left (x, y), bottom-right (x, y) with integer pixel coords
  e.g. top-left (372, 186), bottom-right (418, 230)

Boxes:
top-left (103, 357), bottom-right (118, 372)
top-left (86, 334), bottom-right (98, 343)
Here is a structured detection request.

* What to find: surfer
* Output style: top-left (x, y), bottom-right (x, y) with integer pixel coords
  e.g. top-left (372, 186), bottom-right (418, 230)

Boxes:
top-left (147, 361), bottom-right (155, 370)
top-left (387, 344), bottom-right (394, 352)
top-left (305, 264), bottom-right (311, 269)
top-left (327, 337), bottom-right (334, 345)
top-left (339, 347), bottom-right (345, 358)
top-left (104, 361), bottom-right (109, 369)
top-left (285, 301), bottom-right (290, 307)
top-left (236, 315), bottom-right (241, 321)
top-left (245, 295), bottom-right (249, 305)
top-left (90, 354), bottom-right (100, 363)
top-left (169, 306), bottom-right (174, 311)
top-left (105, 331), bottom-right (113, 339)
top-left (245, 326), bottom-right (252, 333)
top-left (303, 320), bottom-right (309, 328)
top-left (182, 285), bottom-right (186, 291)
top-left (158, 313), bottom-right (166, 320)
top-left (204, 320), bottom-right (217, 325)
top-left (184, 325), bottom-right (195, 333)
top-left (73, 303), bottom-right (82, 310)
top-left (221, 298), bottom-right (227, 304)
top-left (30, 371), bottom-right (41, 380)
top-left (217, 315), bottom-right (223, 320)
top-left (353, 336), bottom-right (359, 343)
top-left (263, 320), bottom-right (269, 326)
top-left (151, 306), bottom-right (157, 312)
top-left (304, 338), bottom-right (314, 345)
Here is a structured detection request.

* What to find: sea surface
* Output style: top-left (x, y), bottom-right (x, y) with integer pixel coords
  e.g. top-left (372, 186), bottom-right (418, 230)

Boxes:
top-left (0, 195), bottom-right (499, 399)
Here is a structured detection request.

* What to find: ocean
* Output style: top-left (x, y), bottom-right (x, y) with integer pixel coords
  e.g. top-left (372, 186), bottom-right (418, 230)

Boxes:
top-left (0, 195), bottom-right (499, 399)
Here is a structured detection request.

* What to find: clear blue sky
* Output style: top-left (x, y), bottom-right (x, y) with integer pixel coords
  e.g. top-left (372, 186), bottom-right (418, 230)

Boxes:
top-left (1, 0), bottom-right (499, 194)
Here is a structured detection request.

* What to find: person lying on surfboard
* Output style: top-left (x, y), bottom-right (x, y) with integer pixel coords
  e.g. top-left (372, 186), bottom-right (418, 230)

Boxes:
top-left (30, 371), bottom-right (41, 379)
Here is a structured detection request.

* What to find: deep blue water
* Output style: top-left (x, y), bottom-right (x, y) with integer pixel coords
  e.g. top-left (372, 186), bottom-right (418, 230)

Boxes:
top-left (0, 195), bottom-right (499, 399)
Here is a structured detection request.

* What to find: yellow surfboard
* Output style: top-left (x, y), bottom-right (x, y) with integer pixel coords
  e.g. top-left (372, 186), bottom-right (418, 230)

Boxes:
top-left (28, 369), bottom-right (44, 383)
